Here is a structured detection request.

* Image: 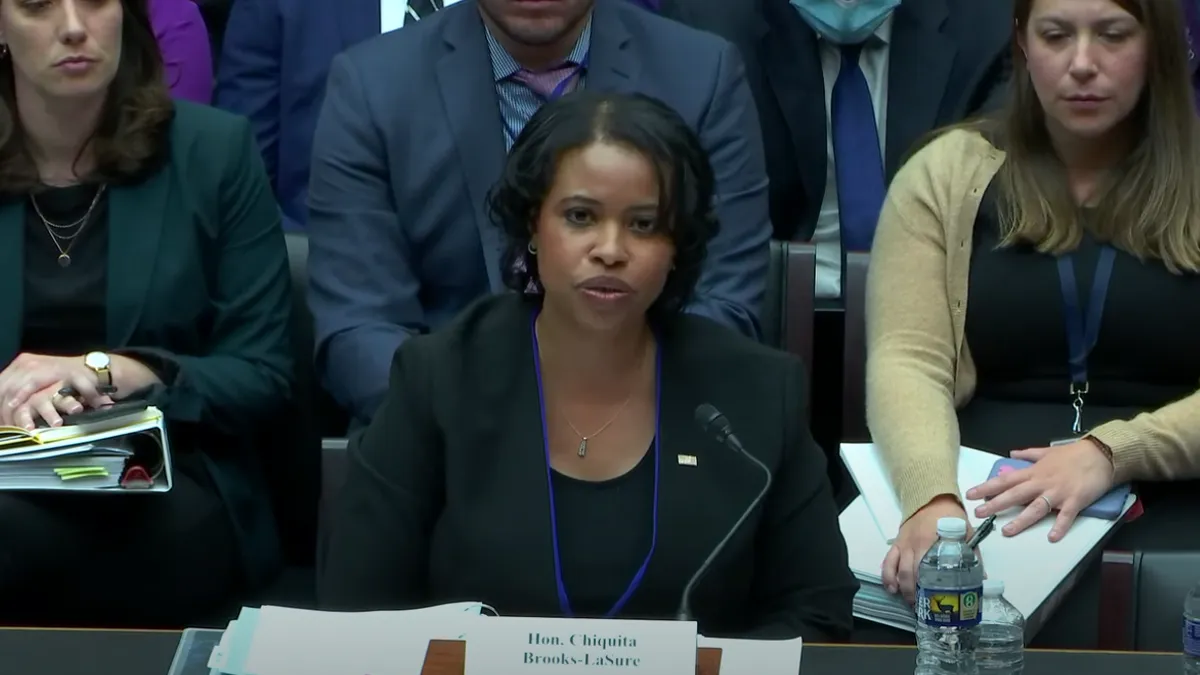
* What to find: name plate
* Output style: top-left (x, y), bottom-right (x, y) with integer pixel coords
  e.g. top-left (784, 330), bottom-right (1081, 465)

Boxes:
top-left (464, 616), bottom-right (698, 674)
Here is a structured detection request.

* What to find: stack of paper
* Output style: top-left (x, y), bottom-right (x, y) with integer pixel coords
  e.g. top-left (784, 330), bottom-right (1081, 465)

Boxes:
top-left (0, 406), bottom-right (171, 492)
top-left (204, 603), bottom-right (488, 675)
top-left (839, 443), bottom-right (1135, 640)
top-left (173, 604), bottom-right (805, 675)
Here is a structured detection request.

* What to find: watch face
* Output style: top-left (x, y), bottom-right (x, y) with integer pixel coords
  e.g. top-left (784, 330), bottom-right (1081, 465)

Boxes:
top-left (85, 352), bottom-right (110, 370)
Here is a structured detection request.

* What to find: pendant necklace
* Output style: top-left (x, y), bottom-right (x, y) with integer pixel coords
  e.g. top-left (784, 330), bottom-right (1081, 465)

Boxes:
top-left (30, 184), bottom-right (106, 268)
top-left (565, 396), bottom-right (632, 458)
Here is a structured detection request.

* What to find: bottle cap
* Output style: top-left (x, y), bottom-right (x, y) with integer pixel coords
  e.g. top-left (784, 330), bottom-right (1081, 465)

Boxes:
top-left (936, 517), bottom-right (968, 539)
top-left (984, 580), bottom-right (1005, 597)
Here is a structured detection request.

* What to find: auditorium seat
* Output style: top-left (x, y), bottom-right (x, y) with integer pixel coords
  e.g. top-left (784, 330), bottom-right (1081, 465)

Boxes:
top-left (284, 234), bottom-right (352, 439)
top-left (762, 240), bottom-right (786, 349)
top-left (1098, 550), bottom-right (1200, 652)
top-left (782, 242), bottom-right (818, 385)
top-left (841, 252), bottom-right (871, 441)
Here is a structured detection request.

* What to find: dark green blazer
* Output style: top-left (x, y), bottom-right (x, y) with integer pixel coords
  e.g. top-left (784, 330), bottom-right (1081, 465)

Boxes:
top-left (0, 101), bottom-right (294, 587)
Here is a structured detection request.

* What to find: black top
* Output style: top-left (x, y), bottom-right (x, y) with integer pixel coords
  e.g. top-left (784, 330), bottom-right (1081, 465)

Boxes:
top-left (318, 293), bottom-right (858, 640)
top-left (962, 180), bottom-right (1200, 452)
top-left (20, 184), bottom-right (108, 355)
top-left (551, 450), bottom-right (655, 618)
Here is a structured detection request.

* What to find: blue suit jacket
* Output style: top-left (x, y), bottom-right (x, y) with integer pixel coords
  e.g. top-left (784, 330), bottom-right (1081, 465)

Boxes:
top-left (307, 0), bottom-right (772, 422)
top-left (214, 0), bottom-right (382, 232)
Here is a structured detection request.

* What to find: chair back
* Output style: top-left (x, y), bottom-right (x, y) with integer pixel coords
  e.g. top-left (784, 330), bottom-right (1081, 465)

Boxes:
top-left (783, 243), bottom-right (817, 384)
top-left (284, 234), bottom-right (351, 438)
top-left (1099, 549), bottom-right (1200, 651)
top-left (761, 240), bottom-right (787, 349)
top-left (842, 252), bottom-right (871, 441)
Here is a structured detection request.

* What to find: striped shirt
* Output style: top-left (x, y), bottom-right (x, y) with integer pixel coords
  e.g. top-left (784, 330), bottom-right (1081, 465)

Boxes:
top-left (486, 16), bottom-right (593, 149)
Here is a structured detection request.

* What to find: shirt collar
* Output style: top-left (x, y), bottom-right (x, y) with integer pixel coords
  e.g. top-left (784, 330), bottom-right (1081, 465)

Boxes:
top-left (486, 13), bottom-right (593, 82)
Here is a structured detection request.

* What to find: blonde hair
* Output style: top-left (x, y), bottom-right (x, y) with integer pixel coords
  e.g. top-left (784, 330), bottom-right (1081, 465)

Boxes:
top-left (994, 0), bottom-right (1200, 273)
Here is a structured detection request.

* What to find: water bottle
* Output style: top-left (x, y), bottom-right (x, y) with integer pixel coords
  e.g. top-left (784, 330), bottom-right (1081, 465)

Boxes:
top-left (978, 580), bottom-right (1024, 674)
top-left (915, 517), bottom-right (983, 675)
top-left (1184, 581), bottom-right (1200, 675)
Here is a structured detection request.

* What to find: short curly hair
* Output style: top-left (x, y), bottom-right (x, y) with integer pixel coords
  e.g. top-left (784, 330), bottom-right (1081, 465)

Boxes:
top-left (487, 90), bottom-right (718, 326)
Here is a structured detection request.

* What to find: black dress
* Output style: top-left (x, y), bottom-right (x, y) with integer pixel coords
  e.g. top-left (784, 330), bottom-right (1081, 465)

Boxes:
top-left (961, 179), bottom-right (1200, 647)
top-left (0, 185), bottom-right (239, 626)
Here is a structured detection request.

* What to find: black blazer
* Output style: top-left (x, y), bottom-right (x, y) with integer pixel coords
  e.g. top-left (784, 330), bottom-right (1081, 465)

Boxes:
top-left (0, 102), bottom-right (294, 587)
top-left (319, 294), bottom-right (857, 640)
top-left (669, 0), bottom-right (1013, 240)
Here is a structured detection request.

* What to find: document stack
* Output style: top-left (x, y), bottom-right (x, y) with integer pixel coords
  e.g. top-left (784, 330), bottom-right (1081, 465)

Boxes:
top-left (168, 604), bottom-right (805, 675)
top-left (187, 603), bottom-right (488, 675)
top-left (0, 403), bottom-right (171, 492)
top-left (837, 443), bottom-right (1135, 640)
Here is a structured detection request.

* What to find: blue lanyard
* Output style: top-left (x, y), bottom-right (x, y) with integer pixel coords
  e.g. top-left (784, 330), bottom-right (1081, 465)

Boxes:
top-left (530, 309), bottom-right (660, 618)
top-left (502, 55), bottom-right (589, 147)
top-left (1056, 245), bottom-right (1115, 433)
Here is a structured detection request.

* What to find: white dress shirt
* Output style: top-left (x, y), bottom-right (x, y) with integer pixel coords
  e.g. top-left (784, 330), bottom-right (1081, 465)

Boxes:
top-left (813, 16), bottom-right (892, 299)
top-left (380, 0), bottom-right (465, 33)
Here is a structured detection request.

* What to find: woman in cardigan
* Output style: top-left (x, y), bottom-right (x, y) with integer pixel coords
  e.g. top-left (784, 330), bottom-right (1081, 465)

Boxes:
top-left (868, 0), bottom-right (1200, 603)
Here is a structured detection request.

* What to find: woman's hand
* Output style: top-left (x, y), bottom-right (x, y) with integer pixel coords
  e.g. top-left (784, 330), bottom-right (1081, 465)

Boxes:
top-left (0, 353), bottom-right (110, 428)
top-left (967, 439), bottom-right (1115, 542)
top-left (13, 381), bottom-right (93, 429)
top-left (882, 494), bottom-right (980, 604)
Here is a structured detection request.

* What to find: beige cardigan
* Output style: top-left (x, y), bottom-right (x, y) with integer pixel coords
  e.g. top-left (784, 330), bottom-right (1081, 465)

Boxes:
top-left (866, 129), bottom-right (1200, 522)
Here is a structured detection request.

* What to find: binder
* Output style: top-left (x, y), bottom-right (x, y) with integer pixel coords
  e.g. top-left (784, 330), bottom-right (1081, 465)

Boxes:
top-left (0, 405), bottom-right (172, 492)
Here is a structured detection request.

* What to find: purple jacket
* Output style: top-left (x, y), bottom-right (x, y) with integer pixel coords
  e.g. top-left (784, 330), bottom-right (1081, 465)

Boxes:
top-left (150, 0), bottom-right (213, 104)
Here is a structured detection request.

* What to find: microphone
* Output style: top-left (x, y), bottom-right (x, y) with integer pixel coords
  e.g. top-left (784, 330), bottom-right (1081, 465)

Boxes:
top-left (675, 404), bottom-right (774, 622)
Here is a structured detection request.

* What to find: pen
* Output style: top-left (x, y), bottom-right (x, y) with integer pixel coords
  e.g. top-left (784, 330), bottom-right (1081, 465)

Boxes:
top-left (965, 514), bottom-right (998, 550)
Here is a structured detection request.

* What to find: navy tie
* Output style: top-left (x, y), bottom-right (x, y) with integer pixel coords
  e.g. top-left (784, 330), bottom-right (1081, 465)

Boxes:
top-left (831, 43), bottom-right (886, 252)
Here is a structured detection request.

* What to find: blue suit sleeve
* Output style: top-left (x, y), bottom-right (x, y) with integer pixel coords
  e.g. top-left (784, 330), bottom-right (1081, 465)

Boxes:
top-left (688, 42), bottom-right (772, 341)
top-left (215, 0), bottom-right (282, 191)
top-left (307, 54), bottom-right (424, 424)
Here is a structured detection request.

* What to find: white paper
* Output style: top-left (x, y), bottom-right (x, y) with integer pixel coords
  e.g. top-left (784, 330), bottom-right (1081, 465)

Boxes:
top-left (697, 635), bottom-right (802, 675)
top-left (239, 603), bottom-right (484, 675)
top-left (463, 615), bottom-right (697, 675)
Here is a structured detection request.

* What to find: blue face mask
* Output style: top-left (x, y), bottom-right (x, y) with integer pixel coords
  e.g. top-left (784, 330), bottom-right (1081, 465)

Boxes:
top-left (789, 0), bottom-right (901, 45)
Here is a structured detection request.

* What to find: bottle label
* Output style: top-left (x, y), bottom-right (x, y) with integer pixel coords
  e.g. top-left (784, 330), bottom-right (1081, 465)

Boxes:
top-left (1185, 617), bottom-right (1200, 657)
top-left (917, 586), bottom-right (983, 629)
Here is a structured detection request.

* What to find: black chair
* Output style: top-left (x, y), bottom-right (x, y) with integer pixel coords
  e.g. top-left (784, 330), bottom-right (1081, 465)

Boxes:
top-left (1099, 549), bottom-right (1200, 651)
top-left (284, 234), bottom-right (352, 440)
top-left (841, 252), bottom-right (871, 441)
top-left (761, 240), bottom-right (787, 349)
top-left (782, 242), bottom-right (817, 388)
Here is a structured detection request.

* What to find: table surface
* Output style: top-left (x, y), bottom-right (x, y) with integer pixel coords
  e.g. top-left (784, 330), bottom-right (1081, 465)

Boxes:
top-left (0, 627), bottom-right (1184, 675)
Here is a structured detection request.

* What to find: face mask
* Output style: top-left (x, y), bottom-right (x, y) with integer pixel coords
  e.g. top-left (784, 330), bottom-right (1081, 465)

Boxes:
top-left (789, 0), bottom-right (901, 45)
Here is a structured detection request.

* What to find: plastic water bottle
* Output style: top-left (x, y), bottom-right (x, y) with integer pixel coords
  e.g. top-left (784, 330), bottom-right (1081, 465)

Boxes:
top-left (1184, 581), bottom-right (1200, 674)
top-left (915, 517), bottom-right (983, 675)
top-left (978, 580), bottom-right (1024, 674)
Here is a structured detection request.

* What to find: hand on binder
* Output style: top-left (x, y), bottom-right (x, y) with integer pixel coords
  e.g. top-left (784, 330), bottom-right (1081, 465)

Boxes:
top-left (0, 405), bottom-right (174, 493)
top-left (0, 353), bottom-right (116, 428)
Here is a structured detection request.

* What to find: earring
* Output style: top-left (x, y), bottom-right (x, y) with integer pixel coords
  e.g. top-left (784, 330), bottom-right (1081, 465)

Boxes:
top-left (527, 241), bottom-right (537, 255)
top-left (0, 45), bottom-right (9, 59)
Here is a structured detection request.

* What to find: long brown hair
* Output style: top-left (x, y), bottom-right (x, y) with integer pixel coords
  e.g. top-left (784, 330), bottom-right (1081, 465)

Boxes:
top-left (995, 0), bottom-right (1200, 273)
top-left (0, 0), bottom-right (174, 193)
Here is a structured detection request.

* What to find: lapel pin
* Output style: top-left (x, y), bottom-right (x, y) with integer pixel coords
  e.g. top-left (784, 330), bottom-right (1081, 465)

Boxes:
top-left (677, 454), bottom-right (697, 466)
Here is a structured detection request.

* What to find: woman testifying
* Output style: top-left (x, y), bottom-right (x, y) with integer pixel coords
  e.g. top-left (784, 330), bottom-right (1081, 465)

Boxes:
top-left (0, 0), bottom-right (292, 623)
top-left (867, 0), bottom-right (1200, 605)
top-left (320, 91), bottom-right (857, 640)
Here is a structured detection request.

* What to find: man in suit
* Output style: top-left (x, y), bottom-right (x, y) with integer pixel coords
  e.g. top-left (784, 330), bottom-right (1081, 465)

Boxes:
top-left (677, 0), bottom-right (1012, 298)
top-left (307, 0), bottom-right (771, 425)
top-left (214, 0), bottom-right (471, 231)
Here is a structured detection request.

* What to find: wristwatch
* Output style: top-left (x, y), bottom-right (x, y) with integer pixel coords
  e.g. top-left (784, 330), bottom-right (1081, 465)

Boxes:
top-left (84, 351), bottom-right (113, 388)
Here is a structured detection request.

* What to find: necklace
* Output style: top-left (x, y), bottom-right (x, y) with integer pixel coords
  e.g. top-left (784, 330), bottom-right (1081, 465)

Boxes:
top-left (30, 184), bottom-right (106, 268)
top-left (565, 395), bottom-right (632, 458)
